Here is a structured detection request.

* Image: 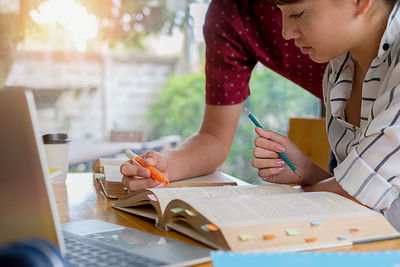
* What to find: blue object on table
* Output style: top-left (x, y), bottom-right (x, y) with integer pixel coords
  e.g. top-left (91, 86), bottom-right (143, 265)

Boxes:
top-left (211, 251), bottom-right (400, 267)
top-left (0, 239), bottom-right (67, 267)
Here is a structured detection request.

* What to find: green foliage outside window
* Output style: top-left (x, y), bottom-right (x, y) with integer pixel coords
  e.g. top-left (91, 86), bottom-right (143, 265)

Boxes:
top-left (147, 69), bottom-right (320, 184)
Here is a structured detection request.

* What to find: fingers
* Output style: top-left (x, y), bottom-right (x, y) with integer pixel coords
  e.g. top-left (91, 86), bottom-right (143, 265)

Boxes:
top-left (251, 158), bottom-right (284, 169)
top-left (255, 127), bottom-right (287, 146)
top-left (120, 151), bottom-right (168, 192)
top-left (253, 147), bottom-right (280, 159)
top-left (254, 135), bottom-right (285, 153)
top-left (257, 168), bottom-right (284, 180)
top-left (142, 151), bottom-right (168, 171)
top-left (120, 161), bottom-right (151, 177)
top-left (122, 175), bottom-right (164, 192)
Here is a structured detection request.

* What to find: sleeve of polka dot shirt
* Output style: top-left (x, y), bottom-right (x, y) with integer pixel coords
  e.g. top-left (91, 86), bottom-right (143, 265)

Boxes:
top-left (203, 0), bottom-right (257, 105)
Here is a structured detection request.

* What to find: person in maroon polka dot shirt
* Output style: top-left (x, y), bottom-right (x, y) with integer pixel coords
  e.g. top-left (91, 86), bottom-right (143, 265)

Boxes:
top-left (120, 0), bottom-right (327, 191)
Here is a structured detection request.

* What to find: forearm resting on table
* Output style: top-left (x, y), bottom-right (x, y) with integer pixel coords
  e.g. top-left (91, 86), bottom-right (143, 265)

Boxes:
top-left (301, 177), bottom-right (362, 205)
top-left (298, 160), bottom-right (360, 202)
top-left (163, 132), bottom-right (231, 181)
top-left (300, 159), bottom-right (333, 186)
top-left (163, 104), bottom-right (242, 182)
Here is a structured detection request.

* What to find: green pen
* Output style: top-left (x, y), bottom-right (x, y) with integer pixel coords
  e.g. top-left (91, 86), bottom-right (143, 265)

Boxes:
top-left (244, 108), bottom-right (301, 177)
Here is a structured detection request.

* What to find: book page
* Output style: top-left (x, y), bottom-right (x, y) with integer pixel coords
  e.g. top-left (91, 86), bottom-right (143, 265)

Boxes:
top-left (99, 168), bottom-right (239, 186)
top-left (149, 184), bottom-right (297, 216)
top-left (103, 165), bottom-right (123, 182)
top-left (181, 192), bottom-right (376, 228)
top-left (168, 171), bottom-right (238, 187)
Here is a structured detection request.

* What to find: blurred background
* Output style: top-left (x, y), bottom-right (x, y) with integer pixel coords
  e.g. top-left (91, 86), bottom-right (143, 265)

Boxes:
top-left (1, 0), bottom-right (320, 184)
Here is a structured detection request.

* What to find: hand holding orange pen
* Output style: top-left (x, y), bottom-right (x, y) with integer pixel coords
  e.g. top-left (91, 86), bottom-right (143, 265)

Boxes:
top-left (125, 150), bottom-right (169, 185)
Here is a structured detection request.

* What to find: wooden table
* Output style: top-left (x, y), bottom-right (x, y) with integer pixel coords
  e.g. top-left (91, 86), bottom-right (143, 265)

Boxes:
top-left (53, 173), bottom-right (400, 266)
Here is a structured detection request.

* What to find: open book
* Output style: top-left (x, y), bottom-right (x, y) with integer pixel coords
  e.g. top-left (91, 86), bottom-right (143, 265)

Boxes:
top-left (113, 184), bottom-right (399, 252)
top-left (92, 158), bottom-right (237, 198)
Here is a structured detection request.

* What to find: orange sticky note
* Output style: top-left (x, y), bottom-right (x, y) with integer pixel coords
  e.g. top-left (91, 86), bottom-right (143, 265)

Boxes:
top-left (263, 234), bottom-right (276, 240)
top-left (305, 237), bottom-right (317, 243)
top-left (206, 224), bottom-right (219, 231)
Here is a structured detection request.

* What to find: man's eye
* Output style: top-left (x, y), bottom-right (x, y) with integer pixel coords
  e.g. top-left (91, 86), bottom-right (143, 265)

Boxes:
top-left (290, 10), bottom-right (304, 19)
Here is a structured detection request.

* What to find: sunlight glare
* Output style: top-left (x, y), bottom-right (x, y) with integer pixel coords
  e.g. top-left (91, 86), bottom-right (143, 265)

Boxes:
top-left (29, 0), bottom-right (98, 52)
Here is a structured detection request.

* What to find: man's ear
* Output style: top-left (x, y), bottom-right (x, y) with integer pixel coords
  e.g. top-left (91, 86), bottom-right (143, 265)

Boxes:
top-left (353, 0), bottom-right (373, 16)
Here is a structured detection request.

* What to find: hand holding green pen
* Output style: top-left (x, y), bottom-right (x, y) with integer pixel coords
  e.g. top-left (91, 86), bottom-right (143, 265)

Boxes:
top-left (244, 108), bottom-right (302, 177)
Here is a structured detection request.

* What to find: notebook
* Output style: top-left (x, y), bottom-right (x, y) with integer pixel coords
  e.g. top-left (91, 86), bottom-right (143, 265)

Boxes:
top-left (0, 88), bottom-right (211, 267)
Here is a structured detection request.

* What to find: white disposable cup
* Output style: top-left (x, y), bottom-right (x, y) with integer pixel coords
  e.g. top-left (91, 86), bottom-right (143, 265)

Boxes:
top-left (42, 134), bottom-right (70, 184)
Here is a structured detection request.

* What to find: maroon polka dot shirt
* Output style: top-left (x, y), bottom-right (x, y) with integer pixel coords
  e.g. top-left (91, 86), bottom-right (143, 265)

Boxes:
top-left (204, 0), bottom-right (327, 105)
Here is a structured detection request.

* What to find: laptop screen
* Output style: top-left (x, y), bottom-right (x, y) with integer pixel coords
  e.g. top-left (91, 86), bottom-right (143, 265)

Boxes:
top-left (0, 88), bottom-right (64, 250)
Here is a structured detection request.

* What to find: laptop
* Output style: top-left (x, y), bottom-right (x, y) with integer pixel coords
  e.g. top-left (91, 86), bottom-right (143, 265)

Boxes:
top-left (0, 88), bottom-right (212, 267)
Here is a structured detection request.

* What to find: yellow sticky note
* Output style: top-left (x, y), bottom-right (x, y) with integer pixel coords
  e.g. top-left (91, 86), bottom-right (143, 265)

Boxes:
top-left (238, 234), bottom-right (254, 241)
top-left (185, 209), bottom-right (196, 216)
top-left (49, 168), bottom-right (60, 173)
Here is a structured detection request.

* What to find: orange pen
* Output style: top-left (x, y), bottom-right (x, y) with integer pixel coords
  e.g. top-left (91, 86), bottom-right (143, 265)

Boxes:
top-left (125, 150), bottom-right (169, 185)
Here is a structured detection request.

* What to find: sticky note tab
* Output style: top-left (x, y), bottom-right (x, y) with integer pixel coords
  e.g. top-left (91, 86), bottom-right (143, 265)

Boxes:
top-left (201, 225), bottom-right (210, 232)
top-left (206, 224), bottom-right (219, 231)
top-left (285, 229), bottom-right (299, 236)
top-left (263, 234), bottom-right (276, 240)
top-left (349, 228), bottom-right (359, 232)
top-left (171, 208), bottom-right (184, 213)
top-left (94, 173), bottom-right (105, 179)
top-left (238, 234), bottom-right (254, 241)
top-left (49, 168), bottom-right (60, 173)
top-left (201, 224), bottom-right (219, 232)
top-left (337, 235), bottom-right (349, 240)
top-left (147, 194), bottom-right (158, 201)
top-left (310, 221), bottom-right (322, 226)
top-left (185, 209), bottom-right (196, 216)
top-left (305, 237), bottom-right (317, 243)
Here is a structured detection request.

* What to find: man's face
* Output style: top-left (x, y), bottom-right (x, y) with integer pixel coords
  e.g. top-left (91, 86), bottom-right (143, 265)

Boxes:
top-left (278, 0), bottom-right (358, 63)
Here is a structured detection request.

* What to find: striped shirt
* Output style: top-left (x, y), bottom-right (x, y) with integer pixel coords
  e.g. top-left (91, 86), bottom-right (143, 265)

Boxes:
top-left (323, 3), bottom-right (400, 227)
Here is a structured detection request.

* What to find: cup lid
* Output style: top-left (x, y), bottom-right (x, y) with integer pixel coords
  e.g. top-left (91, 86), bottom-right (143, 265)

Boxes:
top-left (42, 133), bottom-right (71, 144)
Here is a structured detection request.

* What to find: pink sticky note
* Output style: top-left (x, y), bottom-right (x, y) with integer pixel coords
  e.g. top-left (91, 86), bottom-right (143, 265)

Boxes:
top-left (148, 194), bottom-right (158, 201)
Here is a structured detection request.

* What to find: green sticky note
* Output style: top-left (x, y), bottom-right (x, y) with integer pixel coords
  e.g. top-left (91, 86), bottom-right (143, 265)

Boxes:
top-left (94, 173), bottom-right (105, 179)
top-left (310, 221), bottom-right (323, 226)
top-left (171, 208), bottom-right (184, 214)
top-left (285, 229), bottom-right (300, 236)
top-left (337, 235), bottom-right (349, 240)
